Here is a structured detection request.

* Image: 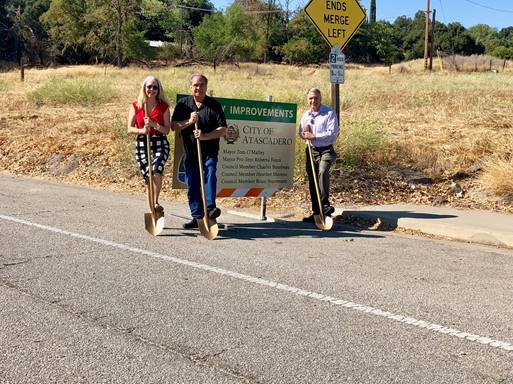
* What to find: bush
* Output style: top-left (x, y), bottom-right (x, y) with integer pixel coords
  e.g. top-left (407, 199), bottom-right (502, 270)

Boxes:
top-left (337, 117), bottom-right (389, 166)
top-left (29, 78), bottom-right (115, 106)
top-left (278, 37), bottom-right (326, 65)
top-left (158, 43), bottom-right (182, 63)
top-left (279, 38), bottom-right (313, 65)
top-left (491, 46), bottom-right (513, 60)
top-left (479, 156), bottom-right (513, 197)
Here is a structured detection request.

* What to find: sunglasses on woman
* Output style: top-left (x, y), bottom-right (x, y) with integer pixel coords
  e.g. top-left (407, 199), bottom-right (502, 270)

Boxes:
top-left (146, 85), bottom-right (158, 91)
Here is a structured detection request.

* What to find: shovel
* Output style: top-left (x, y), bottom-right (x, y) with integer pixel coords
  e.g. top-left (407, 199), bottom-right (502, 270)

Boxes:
top-left (143, 102), bottom-right (165, 236)
top-left (195, 122), bottom-right (219, 240)
top-left (306, 140), bottom-right (333, 231)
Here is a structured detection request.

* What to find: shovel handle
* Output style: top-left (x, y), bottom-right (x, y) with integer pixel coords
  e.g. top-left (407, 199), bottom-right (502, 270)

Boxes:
top-left (195, 122), bottom-right (209, 220)
top-left (144, 102), bottom-right (156, 216)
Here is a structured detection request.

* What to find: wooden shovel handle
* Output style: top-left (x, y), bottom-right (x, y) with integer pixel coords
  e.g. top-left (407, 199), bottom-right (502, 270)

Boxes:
top-left (144, 102), bottom-right (155, 217)
top-left (306, 140), bottom-right (325, 223)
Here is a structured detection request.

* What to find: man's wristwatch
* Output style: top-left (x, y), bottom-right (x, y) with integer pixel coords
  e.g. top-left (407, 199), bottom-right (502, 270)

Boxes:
top-left (155, 123), bottom-right (161, 131)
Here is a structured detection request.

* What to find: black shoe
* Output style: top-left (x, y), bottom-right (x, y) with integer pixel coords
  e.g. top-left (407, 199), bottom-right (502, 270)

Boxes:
top-left (155, 204), bottom-right (164, 215)
top-left (208, 207), bottom-right (221, 219)
top-left (302, 214), bottom-right (315, 223)
top-left (323, 206), bottom-right (335, 216)
top-left (182, 219), bottom-right (198, 229)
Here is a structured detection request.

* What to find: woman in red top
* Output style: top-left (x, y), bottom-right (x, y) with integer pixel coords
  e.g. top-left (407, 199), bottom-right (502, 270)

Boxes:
top-left (127, 76), bottom-right (171, 213)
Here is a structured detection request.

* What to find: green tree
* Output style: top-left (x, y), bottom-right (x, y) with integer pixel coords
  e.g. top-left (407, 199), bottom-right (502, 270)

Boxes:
top-left (398, 11), bottom-right (425, 60)
top-left (193, 12), bottom-right (227, 68)
top-left (498, 26), bottom-right (513, 47)
top-left (1, 0), bottom-right (50, 64)
top-left (42, 0), bottom-right (144, 66)
top-left (93, 0), bottom-right (142, 67)
top-left (123, 18), bottom-right (155, 63)
top-left (345, 21), bottom-right (375, 63)
top-left (372, 21), bottom-right (401, 68)
top-left (277, 10), bottom-right (328, 64)
top-left (140, 0), bottom-right (182, 56)
top-left (0, 0), bottom-right (13, 61)
top-left (193, 4), bottom-right (257, 69)
top-left (175, 0), bottom-right (214, 56)
top-left (467, 24), bottom-right (500, 53)
top-left (232, 0), bottom-right (287, 62)
top-left (42, 0), bottom-right (104, 63)
top-left (437, 22), bottom-right (484, 55)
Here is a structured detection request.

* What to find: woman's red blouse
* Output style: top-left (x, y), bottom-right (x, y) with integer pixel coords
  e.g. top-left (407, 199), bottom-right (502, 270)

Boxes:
top-left (132, 100), bottom-right (169, 135)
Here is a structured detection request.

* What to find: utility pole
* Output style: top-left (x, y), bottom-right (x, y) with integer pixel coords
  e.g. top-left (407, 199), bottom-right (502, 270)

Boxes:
top-left (370, 0), bottom-right (376, 23)
top-left (264, 0), bottom-right (273, 63)
top-left (429, 9), bottom-right (436, 71)
top-left (423, 0), bottom-right (431, 70)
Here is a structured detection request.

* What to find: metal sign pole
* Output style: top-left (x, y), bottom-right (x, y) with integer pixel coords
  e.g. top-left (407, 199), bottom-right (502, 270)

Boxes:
top-left (259, 95), bottom-right (273, 221)
top-left (331, 84), bottom-right (340, 124)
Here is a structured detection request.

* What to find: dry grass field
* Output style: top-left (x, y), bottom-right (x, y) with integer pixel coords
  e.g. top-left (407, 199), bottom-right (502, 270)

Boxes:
top-left (1, 60), bottom-right (512, 217)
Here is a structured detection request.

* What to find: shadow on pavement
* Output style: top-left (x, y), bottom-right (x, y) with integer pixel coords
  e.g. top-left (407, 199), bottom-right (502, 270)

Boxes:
top-left (213, 220), bottom-right (382, 241)
top-left (339, 210), bottom-right (458, 231)
top-left (161, 213), bottom-right (383, 240)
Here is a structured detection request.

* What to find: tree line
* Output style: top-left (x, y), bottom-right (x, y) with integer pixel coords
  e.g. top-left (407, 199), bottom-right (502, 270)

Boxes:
top-left (2, 0), bottom-right (513, 68)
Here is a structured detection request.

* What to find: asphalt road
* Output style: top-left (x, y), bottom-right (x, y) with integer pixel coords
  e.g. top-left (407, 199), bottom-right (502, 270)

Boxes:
top-left (1, 173), bottom-right (512, 384)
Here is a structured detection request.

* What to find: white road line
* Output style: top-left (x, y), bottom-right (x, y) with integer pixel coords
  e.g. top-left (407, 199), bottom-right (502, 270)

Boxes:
top-left (2, 213), bottom-right (512, 353)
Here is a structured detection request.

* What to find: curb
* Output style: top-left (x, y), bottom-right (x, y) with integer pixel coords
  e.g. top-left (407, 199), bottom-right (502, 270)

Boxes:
top-left (340, 210), bottom-right (513, 249)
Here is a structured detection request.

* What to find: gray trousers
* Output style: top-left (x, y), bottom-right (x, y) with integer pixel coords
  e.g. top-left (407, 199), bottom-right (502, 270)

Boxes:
top-left (305, 145), bottom-right (336, 214)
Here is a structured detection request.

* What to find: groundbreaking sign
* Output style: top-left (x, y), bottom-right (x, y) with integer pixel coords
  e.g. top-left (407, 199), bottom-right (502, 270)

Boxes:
top-left (172, 96), bottom-right (297, 198)
top-left (304, 0), bottom-right (366, 48)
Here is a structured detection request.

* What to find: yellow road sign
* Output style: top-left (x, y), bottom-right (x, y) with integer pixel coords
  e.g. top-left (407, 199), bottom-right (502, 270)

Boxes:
top-left (304, 0), bottom-right (366, 48)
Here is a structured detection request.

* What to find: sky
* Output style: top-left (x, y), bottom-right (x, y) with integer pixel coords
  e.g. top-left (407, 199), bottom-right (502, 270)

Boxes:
top-left (211, 0), bottom-right (513, 30)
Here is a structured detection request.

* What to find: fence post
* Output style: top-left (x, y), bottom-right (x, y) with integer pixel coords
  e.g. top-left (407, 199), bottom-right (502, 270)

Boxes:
top-left (20, 55), bottom-right (26, 82)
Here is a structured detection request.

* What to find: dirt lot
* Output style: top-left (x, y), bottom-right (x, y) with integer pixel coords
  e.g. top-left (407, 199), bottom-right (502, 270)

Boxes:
top-left (1, 63), bottom-right (512, 218)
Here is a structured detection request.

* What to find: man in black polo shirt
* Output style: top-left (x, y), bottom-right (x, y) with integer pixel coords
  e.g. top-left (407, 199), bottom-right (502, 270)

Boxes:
top-left (171, 73), bottom-right (227, 229)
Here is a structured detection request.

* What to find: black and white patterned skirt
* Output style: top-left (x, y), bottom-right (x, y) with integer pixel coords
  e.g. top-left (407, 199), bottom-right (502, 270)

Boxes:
top-left (135, 134), bottom-right (170, 182)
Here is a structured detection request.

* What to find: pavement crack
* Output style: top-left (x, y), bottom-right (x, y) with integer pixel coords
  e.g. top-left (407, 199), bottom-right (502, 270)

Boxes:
top-left (1, 260), bottom-right (30, 268)
top-left (0, 280), bottom-right (260, 384)
top-left (0, 251), bottom-right (92, 269)
top-left (4, 206), bottom-right (93, 217)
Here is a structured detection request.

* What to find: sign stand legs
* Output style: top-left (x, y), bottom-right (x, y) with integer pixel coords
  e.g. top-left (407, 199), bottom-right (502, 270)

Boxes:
top-left (259, 95), bottom-right (273, 221)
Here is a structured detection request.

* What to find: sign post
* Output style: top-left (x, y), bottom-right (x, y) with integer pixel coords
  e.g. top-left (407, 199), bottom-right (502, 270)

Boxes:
top-left (304, 0), bottom-right (365, 120)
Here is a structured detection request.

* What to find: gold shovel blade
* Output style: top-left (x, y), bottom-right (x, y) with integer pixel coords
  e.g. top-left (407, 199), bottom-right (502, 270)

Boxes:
top-left (314, 214), bottom-right (334, 231)
top-left (144, 212), bottom-right (164, 236)
top-left (197, 218), bottom-right (219, 240)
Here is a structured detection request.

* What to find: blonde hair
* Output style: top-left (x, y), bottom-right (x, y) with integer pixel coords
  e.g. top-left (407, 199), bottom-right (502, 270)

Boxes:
top-left (136, 76), bottom-right (169, 109)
